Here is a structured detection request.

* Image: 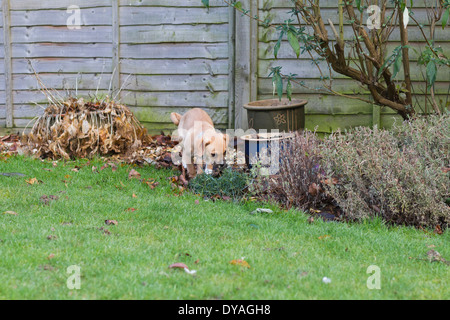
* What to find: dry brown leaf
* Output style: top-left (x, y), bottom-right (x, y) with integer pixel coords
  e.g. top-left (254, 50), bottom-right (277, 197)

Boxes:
top-left (105, 220), bottom-right (118, 226)
top-left (169, 263), bottom-right (188, 269)
top-left (3, 211), bottom-right (18, 216)
top-left (230, 259), bottom-right (250, 268)
top-left (128, 169), bottom-right (141, 180)
top-left (26, 177), bottom-right (39, 185)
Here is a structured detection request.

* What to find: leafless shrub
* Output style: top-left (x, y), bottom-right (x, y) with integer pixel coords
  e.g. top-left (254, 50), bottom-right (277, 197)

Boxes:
top-left (250, 130), bottom-right (331, 210)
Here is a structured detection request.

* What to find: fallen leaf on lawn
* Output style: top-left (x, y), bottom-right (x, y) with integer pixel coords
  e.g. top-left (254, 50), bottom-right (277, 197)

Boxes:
top-left (426, 250), bottom-right (449, 264)
top-left (98, 227), bottom-right (111, 235)
top-left (128, 169), bottom-right (141, 180)
top-left (222, 196), bottom-right (231, 201)
top-left (318, 235), bottom-right (331, 240)
top-left (105, 220), bottom-right (118, 226)
top-left (434, 225), bottom-right (443, 235)
top-left (40, 195), bottom-right (59, 206)
top-left (195, 200), bottom-right (200, 205)
top-left (230, 259), bottom-right (250, 268)
top-left (194, 259), bottom-right (200, 264)
top-left (26, 177), bottom-right (39, 185)
top-left (125, 208), bottom-right (137, 212)
top-left (307, 216), bottom-right (315, 224)
top-left (427, 244), bottom-right (436, 248)
top-left (47, 253), bottom-right (55, 260)
top-left (71, 168), bottom-right (79, 172)
top-left (143, 178), bottom-right (159, 189)
top-left (132, 193), bottom-right (138, 198)
top-left (169, 263), bottom-right (188, 269)
top-left (3, 211), bottom-right (18, 216)
top-left (47, 235), bottom-right (58, 240)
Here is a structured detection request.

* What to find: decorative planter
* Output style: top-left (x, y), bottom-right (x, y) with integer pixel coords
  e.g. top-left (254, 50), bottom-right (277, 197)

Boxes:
top-left (244, 98), bottom-right (307, 132)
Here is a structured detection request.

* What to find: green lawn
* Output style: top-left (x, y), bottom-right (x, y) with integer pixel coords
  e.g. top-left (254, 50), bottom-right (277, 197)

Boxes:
top-left (0, 155), bottom-right (448, 299)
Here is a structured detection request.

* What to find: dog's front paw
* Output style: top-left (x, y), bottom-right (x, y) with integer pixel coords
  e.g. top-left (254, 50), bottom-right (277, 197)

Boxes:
top-left (204, 167), bottom-right (213, 175)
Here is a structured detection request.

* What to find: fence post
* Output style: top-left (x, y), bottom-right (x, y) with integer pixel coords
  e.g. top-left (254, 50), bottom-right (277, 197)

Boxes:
top-left (234, 0), bottom-right (258, 130)
top-left (112, 0), bottom-right (120, 98)
top-left (227, 5), bottom-right (235, 129)
top-left (2, 0), bottom-right (13, 128)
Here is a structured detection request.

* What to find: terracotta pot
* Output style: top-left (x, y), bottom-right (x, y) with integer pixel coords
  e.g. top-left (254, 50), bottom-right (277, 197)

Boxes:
top-left (244, 98), bottom-right (307, 132)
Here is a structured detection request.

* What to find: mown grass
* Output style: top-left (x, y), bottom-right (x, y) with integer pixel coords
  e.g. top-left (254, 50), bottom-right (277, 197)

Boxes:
top-left (0, 155), bottom-right (448, 300)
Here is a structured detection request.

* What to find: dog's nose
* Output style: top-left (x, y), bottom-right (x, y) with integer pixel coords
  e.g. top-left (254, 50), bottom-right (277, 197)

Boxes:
top-left (211, 153), bottom-right (216, 157)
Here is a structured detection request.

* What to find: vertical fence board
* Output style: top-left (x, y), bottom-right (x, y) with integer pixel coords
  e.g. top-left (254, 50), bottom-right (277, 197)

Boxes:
top-left (2, 0), bottom-right (12, 127)
top-left (112, 0), bottom-right (120, 96)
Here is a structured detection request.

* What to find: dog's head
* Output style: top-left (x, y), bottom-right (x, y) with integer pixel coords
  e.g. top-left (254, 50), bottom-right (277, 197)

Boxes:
top-left (195, 129), bottom-right (229, 167)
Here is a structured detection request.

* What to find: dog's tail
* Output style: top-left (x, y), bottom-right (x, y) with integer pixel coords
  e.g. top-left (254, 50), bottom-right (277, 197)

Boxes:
top-left (170, 112), bottom-right (182, 126)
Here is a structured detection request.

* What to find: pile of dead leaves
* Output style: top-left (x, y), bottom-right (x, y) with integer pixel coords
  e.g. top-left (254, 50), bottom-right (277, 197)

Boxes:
top-left (0, 134), bottom-right (20, 155)
top-left (22, 97), bottom-right (152, 160)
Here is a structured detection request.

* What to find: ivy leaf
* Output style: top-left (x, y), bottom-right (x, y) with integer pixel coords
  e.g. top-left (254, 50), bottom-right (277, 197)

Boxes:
top-left (355, 0), bottom-right (361, 11)
top-left (426, 60), bottom-right (437, 88)
top-left (234, 1), bottom-right (243, 10)
top-left (201, 0), bottom-right (209, 8)
top-left (442, 8), bottom-right (450, 29)
top-left (287, 30), bottom-right (300, 58)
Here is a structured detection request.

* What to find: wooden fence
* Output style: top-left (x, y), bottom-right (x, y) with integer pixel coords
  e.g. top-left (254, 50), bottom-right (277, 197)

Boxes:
top-left (0, 0), bottom-right (449, 135)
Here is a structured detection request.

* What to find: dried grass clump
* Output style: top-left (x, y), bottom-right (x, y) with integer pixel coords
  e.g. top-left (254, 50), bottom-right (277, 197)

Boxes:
top-left (23, 97), bottom-right (151, 159)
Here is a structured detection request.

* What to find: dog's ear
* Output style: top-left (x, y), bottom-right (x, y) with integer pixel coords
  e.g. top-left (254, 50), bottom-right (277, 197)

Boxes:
top-left (170, 112), bottom-right (182, 126)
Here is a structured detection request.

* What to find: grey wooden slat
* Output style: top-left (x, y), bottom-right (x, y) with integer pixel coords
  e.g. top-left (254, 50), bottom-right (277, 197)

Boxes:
top-left (12, 43), bottom-right (113, 58)
top-left (119, 6), bottom-right (228, 25)
top-left (120, 43), bottom-right (228, 59)
top-left (259, 25), bottom-right (449, 43)
top-left (119, 0), bottom-right (226, 7)
top-left (11, 26), bottom-right (112, 43)
top-left (261, 7), bottom-right (440, 26)
top-left (11, 0), bottom-right (111, 10)
top-left (120, 74), bottom-right (229, 92)
top-left (13, 58), bottom-right (113, 73)
top-left (261, 0), bottom-right (437, 9)
top-left (10, 7), bottom-right (111, 26)
top-left (120, 91), bottom-right (229, 108)
top-left (120, 58), bottom-right (229, 75)
top-left (119, 24), bottom-right (228, 44)
top-left (12, 73), bottom-right (112, 90)
top-left (258, 59), bottom-right (450, 81)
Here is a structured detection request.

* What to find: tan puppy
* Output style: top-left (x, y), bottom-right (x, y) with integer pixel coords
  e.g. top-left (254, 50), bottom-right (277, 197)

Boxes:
top-left (171, 108), bottom-right (228, 178)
